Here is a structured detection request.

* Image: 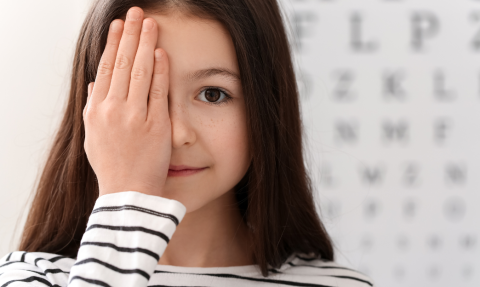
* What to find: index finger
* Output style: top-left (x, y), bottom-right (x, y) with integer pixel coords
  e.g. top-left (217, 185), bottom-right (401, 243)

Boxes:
top-left (90, 19), bottom-right (125, 106)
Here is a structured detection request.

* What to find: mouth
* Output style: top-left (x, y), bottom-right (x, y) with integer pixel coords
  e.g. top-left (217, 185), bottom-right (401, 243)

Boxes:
top-left (167, 166), bottom-right (208, 177)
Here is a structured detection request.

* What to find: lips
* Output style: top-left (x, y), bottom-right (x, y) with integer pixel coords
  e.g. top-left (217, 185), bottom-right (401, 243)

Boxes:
top-left (168, 165), bottom-right (205, 171)
top-left (167, 165), bottom-right (207, 177)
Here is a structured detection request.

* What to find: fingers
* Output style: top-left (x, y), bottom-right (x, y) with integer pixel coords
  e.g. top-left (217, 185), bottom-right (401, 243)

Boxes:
top-left (91, 20), bottom-right (124, 105)
top-left (127, 18), bottom-right (159, 115)
top-left (147, 49), bottom-right (170, 122)
top-left (107, 7), bottom-right (144, 101)
top-left (89, 6), bottom-right (163, 122)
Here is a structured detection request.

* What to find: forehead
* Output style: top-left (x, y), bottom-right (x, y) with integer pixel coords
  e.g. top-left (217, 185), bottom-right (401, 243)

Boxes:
top-left (145, 11), bottom-right (239, 79)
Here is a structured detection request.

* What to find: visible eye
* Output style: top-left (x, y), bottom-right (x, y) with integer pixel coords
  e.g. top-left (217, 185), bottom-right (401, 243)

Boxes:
top-left (197, 87), bottom-right (233, 106)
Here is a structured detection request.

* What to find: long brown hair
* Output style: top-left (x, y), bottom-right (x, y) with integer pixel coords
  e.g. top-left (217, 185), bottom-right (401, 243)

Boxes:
top-left (18, 0), bottom-right (334, 277)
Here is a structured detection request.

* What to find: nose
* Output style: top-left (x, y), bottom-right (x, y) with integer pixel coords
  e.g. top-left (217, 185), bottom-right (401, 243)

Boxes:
top-left (169, 100), bottom-right (197, 149)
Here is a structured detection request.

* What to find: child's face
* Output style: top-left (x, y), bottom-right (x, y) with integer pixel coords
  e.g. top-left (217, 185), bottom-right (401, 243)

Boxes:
top-left (146, 11), bottom-right (250, 213)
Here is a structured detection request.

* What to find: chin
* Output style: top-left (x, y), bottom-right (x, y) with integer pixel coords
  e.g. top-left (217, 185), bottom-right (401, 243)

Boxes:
top-left (161, 188), bottom-right (207, 214)
top-left (180, 197), bottom-right (211, 214)
top-left (163, 179), bottom-right (236, 214)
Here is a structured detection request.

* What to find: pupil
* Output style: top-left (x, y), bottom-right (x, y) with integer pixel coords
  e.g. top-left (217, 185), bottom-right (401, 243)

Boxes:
top-left (205, 89), bottom-right (220, 102)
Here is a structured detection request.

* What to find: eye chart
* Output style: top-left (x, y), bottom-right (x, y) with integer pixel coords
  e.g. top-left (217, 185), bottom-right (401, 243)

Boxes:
top-left (279, 0), bottom-right (480, 286)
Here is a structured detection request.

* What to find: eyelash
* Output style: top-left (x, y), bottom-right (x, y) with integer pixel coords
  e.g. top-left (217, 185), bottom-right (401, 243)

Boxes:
top-left (197, 86), bottom-right (233, 106)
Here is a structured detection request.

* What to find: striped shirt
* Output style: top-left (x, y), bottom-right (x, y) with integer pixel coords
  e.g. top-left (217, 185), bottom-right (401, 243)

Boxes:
top-left (0, 191), bottom-right (375, 287)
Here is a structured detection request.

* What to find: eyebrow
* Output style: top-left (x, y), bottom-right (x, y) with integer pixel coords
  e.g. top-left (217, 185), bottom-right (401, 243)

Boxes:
top-left (183, 67), bottom-right (241, 83)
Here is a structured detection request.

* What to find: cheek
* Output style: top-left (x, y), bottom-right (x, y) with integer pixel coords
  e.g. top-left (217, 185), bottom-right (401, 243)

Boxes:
top-left (199, 106), bottom-right (250, 189)
top-left (202, 108), bottom-right (249, 173)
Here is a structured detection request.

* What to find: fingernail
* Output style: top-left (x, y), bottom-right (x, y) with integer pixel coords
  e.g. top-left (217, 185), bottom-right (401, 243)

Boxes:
top-left (110, 20), bottom-right (122, 33)
top-left (127, 8), bottom-right (141, 21)
top-left (155, 49), bottom-right (163, 61)
top-left (143, 19), bottom-right (154, 31)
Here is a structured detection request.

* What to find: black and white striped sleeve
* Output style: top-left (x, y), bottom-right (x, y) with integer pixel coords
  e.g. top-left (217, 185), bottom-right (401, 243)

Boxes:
top-left (68, 191), bottom-right (186, 286)
top-left (0, 191), bottom-right (186, 287)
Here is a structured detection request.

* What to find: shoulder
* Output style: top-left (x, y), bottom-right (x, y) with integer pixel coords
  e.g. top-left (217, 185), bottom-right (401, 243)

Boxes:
top-left (276, 253), bottom-right (375, 287)
top-left (0, 251), bottom-right (75, 286)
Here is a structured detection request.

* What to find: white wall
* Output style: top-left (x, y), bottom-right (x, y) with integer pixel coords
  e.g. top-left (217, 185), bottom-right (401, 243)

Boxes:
top-left (0, 0), bottom-right (92, 255)
top-left (1, 1), bottom-right (478, 287)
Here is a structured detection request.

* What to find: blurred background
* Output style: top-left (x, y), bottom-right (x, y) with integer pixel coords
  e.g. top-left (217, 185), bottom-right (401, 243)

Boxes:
top-left (0, 0), bottom-right (478, 286)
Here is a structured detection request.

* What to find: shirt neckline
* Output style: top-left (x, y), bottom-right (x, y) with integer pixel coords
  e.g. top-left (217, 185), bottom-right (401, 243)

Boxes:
top-left (154, 252), bottom-right (298, 275)
top-left (154, 263), bottom-right (261, 274)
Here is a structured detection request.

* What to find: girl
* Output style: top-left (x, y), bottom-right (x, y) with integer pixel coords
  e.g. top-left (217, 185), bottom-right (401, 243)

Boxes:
top-left (0, 0), bottom-right (374, 286)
